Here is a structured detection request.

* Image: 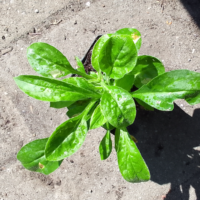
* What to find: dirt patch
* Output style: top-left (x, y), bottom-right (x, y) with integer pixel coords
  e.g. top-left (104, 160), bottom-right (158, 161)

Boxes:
top-left (1, 0), bottom-right (200, 199)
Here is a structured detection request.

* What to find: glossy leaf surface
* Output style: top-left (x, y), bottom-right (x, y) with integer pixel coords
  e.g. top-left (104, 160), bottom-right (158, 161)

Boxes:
top-left (132, 55), bottom-right (165, 88)
top-left (90, 104), bottom-right (107, 129)
top-left (75, 56), bottom-right (86, 74)
top-left (135, 98), bottom-right (154, 111)
top-left (132, 70), bottom-right (200, 111)
top-left (114, 72), bottom-right (135, 91)
top-left (67, 99), bottom-right (90, 118)
top-left (116, 28), bottom-right (142, 51)
top-left (101, 85), bottom-right (136, 128)
top-left (99, 35), bottom-right (138, 79)
top-left (50, 101), bottom-right (75, 109)
top-left (91, 34), bottom-right (111, 72)
top-left (27, 42), bottom-right (75, 78)
top-left (17, 138), bottom-right (62, 175)
top-left (45, 115), bottom-right (87, 161)
top-left (116, 128), bottom-right (150, 183)
top-left (99, 130), bottom-right (112, 160)
top-left (14, 76), bottom-right (100, 102)
top-left (62, 77), bottom-right (101, 97)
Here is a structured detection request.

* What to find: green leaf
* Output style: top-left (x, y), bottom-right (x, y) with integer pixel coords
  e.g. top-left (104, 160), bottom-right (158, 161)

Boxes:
top-left (45, 115), bottom-right (87, 161)
top-left (135, 98), bottom-right (154, 111)
top-left (17, 138), bottom-right (62, 175)
top-left (45, 100), bottom-right (96, 161)
top-left (99, 35), bottom-right (138, 79)
top-left (132, 55), bottom-right (165, 88)
top-left (67, 99), bottom-right (90, 118)
top-left (85, 102), bottom-right (98, 122)
top-left (116, 128), bottom-right (150, 183)
top-left (91, 34), bottom-right (112, 72)
top-left (75, 56), bottom-right (86, 74)
top-left (116, 28), bottom-right (142, 51)
top-left (50, 101), bottom-right (75, 109)
top-left (115, 129), bottom-right (120, 151)
top-left (102, 122), bottom-right (115, 131)
top-left (132, 70), bottom-right (200, 111)
top-left (90, 104), bottom-right (107, 129)
top-left (62, 77), bottom-right (101, 96)
top-left (27, 42), bottom-right (75, 78)
top-left (100, 85), bottom-right (136, 128)
top-left (89, 71), bottom-right (98, 79)
top-left (14, 76), bottom-right (101, 102)
top-left (99, 130), bottom-right (112, 160)
top-left (114, 72), bottom-right (135, 91)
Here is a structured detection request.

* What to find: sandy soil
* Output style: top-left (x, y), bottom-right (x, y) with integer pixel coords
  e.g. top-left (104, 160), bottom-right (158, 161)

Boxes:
top-left (0, 0), bottom-right (200, 199)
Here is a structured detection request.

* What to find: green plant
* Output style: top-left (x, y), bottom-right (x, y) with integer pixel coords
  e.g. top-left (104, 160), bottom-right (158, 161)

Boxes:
top-left (14, 28), bottom-right (200, 183)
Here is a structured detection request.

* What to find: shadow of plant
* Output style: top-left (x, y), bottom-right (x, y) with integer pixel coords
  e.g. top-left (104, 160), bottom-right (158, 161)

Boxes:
top-left (180, 0), bottom-right (200, 29)
top-left (128, 104), bottom-right (200, 200)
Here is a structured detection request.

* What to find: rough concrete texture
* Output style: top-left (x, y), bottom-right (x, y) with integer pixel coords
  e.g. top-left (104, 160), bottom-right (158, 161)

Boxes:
top-left (0, 0), bottom-right (200, 199)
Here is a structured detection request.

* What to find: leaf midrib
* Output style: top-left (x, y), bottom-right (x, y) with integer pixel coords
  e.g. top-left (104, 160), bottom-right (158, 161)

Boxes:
top-left (29, 51), bottom-right (71, 71)
top-left (133, 89), bottom-right (200, 96)
top-left (17, 78), bottom-right (99, 97)
top-left (110, 39), bottom-right (126, 76)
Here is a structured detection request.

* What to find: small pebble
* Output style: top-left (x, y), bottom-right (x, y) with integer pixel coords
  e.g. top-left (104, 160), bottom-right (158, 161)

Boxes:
top-left (180, 104), bottom-right (183, 107)
top-left (86, 2), bottom-right (90, 7)
top-left (192, 49), bottom-right (195, 54)
top-left (35, 9), bottom-right (39, 13)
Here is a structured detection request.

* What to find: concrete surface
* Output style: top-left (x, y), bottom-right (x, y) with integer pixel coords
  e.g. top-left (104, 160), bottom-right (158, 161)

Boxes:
top-left (0, 0), bottom-right (200, 199)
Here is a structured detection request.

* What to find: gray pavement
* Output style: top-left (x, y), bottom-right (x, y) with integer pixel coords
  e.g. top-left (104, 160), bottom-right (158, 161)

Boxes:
top-left (0, 0), bottom-right (200, 199)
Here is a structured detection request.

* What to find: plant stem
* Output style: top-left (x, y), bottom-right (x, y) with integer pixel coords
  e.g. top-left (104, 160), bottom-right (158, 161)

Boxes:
top-left (72, 68), bottom-right (95, 80)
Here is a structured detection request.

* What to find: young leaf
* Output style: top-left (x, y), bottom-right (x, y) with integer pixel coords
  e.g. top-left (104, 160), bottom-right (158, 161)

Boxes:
top-left (67, 99), bottom-right (90, 118)
top-left (27, 42), bottom-right (75, 78)
top-left (91, 34), bottom-right (112, 72)
top-left (132, 70), bottom-right (200, 111)
top-left (114, 72), bottom-right (135, 91)
top-left (75, 56), bottom-right (86, 74)
top-left (99, 35), bottom-right (138, 79)
top-left (45, 100), bottom-right (96, 161)
top-left (100, 85), bottom-right (136, 128)
top-left (132, 55), bottom-right (165, 88)
top-left (99, 130), bottom-right (112, 160)
top-left (116, 128), bottom-right (150, 183)
top-left (90, 104), bottom-right (107, 129)
top-left (89, 71), bottom-right (98, 79)
top-left (50, 101), bottom-right (75, 109)
top-left (115, 28), bottom-right (142, 51)
top-left (14, 76), bottom-right (101, 102)
top-left (17, 138), bottom-right (62, 175)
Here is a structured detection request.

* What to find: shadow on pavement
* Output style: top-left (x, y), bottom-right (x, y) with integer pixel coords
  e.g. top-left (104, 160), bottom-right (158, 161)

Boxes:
top-left (180, 0), bottom-right (200, 28)
top-left (128, 104), bottom-right (200, 200)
